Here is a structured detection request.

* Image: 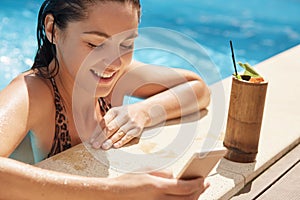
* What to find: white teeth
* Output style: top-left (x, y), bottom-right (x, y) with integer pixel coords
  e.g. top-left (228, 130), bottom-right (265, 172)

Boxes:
top-left (101, 72), bottom-right (114, 78)
top-left (91, 69), bottom-right (114, 79)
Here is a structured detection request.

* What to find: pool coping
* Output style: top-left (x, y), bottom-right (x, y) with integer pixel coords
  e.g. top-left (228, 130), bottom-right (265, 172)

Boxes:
top-left (36, 44), bottom-right (300, 199)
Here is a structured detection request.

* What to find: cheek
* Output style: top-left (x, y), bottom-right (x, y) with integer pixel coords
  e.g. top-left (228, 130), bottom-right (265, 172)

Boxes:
top-left (67, 55), bottom-right (84, 76)
top-left (121, 52), bottom-right (134, 67)
top-left (58, 43), bottom-right (90, 78)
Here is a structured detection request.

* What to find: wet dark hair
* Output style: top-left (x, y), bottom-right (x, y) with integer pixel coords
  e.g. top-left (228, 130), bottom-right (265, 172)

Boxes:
top-left (32, 0), bottom-right (141, 78)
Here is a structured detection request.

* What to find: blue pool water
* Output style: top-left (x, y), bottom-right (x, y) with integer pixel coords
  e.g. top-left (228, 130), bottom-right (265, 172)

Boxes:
top-left (0, 0), bottom-right (299, 89)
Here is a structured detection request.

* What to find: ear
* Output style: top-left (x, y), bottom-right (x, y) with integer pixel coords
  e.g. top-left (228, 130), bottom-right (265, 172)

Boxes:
top-left (44, 14), bottom-right (57, 44)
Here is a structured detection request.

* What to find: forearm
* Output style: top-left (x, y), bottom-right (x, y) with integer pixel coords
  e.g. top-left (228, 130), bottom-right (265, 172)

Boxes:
top-left (2, 157), bottom-right (207, 200)
top-left (0, 157), bottom-right (113, 200)
top-left (140, 80), bottom-right (210, 127)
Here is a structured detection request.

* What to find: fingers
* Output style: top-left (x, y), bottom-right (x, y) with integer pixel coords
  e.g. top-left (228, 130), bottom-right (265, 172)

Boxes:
top-left (103, 110), bottom-right (125, 137)
top-left (91, 121), bottom-right (142, 150)
top-left (90, 126), bottom-right (107, 149)
top-left (147, 175), bottom-right (209, 200)
top-left (90, 105), bottom-right (145, 150)
top-left (90, 109), bottom-right (116, 143)
top-left (103, 108), bottom-right (117, 123)
top-left (91, 108), bottom-right (126, 149)
top-left (101, 130), bottom-right (126, 149)
top-left (112, 128), bottom-right (141, 149)
top-left (101, 128), bottom-right (141, 150)
top-left (150, 169), bottom-right (174, 179)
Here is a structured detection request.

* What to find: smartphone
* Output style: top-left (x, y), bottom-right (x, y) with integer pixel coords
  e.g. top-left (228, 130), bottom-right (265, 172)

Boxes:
top-left (176, 149), bottom-right (227, 180)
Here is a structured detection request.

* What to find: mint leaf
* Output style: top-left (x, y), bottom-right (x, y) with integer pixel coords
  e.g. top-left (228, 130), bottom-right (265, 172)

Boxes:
top-left (238, 62), bottom-right (261, 78)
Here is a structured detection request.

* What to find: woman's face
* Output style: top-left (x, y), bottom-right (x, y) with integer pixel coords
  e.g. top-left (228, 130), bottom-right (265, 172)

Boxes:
top-left (55, 1), bottom-right (139, 97)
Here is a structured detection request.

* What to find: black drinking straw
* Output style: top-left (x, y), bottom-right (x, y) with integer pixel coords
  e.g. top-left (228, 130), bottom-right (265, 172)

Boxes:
top-left (230, 40), bottom-right (238, 76)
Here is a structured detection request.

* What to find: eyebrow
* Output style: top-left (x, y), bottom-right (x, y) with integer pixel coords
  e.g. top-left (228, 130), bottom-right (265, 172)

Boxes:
top-left (82, 31), bottom-right (139, 39)
top-left (82, 31), bottom-right (110, 38)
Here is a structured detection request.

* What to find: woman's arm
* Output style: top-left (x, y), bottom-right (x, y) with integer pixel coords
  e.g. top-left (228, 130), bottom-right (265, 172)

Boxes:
top-left (128, 61), bottom-right (211, 124)
top-left (126, 61), bottom-right (210, 124)
top-left (0, 75), bottom-right (208, 200)
top-left (110, 61), bottom-right (210, 108)
top-left (0, 156), bottom-right (209, 200)
top-left (0, 156), bottom-right (110, 200)
top-left (134, 79), bottom-right (209, 126)
top-left (91, 61), bottom-right (210, 149)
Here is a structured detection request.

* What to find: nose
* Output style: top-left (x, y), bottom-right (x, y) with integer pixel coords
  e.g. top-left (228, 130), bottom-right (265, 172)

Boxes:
top-left (110, 57), bottom-right (122, 68)
top-left (102, 41), bottom-right (123, 67)
top-left (103, 56), bottom-right (122, 71)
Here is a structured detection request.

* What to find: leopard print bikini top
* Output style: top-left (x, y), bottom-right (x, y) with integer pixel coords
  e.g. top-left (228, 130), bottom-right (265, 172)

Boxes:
top-left (47, 78), bottom-right (111, 158)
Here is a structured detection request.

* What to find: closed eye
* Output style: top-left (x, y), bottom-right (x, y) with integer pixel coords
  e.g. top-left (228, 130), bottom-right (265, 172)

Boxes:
top-left (120, 40), bottom-right (135, 50)
top-left (120, 43), bottom-right (134, 49)
top-left (87, 42), bottom-right (104, 49)
top-left (88, 43), bottom-right (97, 48)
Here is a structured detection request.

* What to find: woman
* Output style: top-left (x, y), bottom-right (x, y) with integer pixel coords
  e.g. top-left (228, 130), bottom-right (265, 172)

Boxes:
top-left (0, 0), bottom-right (211, 199)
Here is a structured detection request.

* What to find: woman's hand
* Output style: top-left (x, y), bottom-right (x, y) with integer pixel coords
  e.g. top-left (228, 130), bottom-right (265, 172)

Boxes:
top-left (91, 103), bottom-right (150, 149)
top-left (109, 171), bottom-right (210, 200)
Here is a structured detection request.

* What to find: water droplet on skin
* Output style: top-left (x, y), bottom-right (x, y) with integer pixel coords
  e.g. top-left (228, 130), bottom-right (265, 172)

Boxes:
top-left (82, 182), bottom-right (90, 187)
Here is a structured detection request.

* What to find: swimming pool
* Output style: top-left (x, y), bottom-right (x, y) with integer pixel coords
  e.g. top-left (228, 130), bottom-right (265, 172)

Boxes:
top-left (0, 0), bottom-right (299, 89)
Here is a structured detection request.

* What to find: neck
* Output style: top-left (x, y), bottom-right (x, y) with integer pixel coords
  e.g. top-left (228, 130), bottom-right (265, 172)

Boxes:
top-left (52, 64), bottom-right (74, 114)
top-left (49, 60), bottom-right (101, 141)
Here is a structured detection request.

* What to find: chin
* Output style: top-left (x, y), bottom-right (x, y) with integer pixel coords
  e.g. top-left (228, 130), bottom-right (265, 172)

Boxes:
top-left (95, 87), bottom-right (112, 98)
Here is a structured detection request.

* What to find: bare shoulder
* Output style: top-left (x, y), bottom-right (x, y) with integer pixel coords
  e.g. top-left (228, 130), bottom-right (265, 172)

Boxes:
top-left (0, 71), bottom-right (54, 129)
top-left (6, 70), bottom-right (53, 104)
top-left (23, 71), bottom-right (55, 126)
top-left (0, 72), bottom-right (32, 109)
top-left (0, 71), bottom-right (52, 156)
top-left (23, 71), bottom-right (53, 102)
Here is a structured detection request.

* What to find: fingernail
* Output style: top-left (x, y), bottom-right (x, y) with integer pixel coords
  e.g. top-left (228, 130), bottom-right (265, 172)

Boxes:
top-left (113, 142), bottom-right (120, 148)
top-left (92, 141), bottom-right (101, 149)
top-left (107, 125), bottom-right (114, 131)
top-left (102, 140), bottom-right (112, 150)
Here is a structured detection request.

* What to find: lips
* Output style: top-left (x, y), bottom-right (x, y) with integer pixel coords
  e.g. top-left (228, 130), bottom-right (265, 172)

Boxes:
top-left (90, 69), bottom-right (117, 83)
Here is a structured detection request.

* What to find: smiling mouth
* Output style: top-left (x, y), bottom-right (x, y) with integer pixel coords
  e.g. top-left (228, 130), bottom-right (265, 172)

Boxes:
top-left (90, 69), bottom-right (117, 82)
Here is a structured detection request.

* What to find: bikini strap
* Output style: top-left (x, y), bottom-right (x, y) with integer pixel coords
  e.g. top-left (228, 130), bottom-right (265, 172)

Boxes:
top-left (98, 97), bottom-right (112, 116)
top-left (47, 78), bottom-right (72, 158)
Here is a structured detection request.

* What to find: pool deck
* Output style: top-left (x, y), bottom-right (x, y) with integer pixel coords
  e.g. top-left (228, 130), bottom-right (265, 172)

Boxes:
top-left (36, 45), bottom-right (300, 199)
